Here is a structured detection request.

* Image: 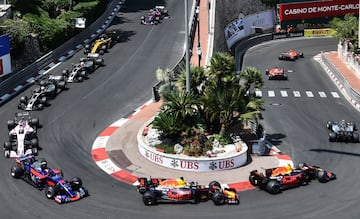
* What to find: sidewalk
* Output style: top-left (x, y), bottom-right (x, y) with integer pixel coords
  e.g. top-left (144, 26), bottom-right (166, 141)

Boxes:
top-left (324, 52), bottom-right (360, 94)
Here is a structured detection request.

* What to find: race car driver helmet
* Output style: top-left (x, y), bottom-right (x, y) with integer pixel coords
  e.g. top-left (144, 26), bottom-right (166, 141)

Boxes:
top-left (39, 158), bottom-right (48, 171)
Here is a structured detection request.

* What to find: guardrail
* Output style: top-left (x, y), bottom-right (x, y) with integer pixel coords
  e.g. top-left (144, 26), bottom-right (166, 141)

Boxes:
top-left (152, 0), bottom-right (200, 102)
top-left (0, 0), bottom-right (125, 104)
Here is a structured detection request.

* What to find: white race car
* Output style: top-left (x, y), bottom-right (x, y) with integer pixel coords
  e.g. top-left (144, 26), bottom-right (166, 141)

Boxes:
top-left (4, 112), bottom-right (41, 158)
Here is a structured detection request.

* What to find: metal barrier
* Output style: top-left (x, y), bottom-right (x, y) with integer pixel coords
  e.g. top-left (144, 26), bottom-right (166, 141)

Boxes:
top-left (0, 0), bottom-right (125, 99)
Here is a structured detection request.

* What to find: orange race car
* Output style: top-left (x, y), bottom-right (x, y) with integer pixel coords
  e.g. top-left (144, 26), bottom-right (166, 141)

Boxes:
top-left (265, 67), bottom-right (288, 80)
top-left (279, 49), bottom-right (304, 61)
top-left (136, 177), bottom-right (240, 205)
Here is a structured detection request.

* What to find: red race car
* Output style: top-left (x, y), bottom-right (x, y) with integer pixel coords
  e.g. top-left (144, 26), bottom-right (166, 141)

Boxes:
top-left (136, 177), bottom-right (240, 205)
top-left (279, 49), bottom-right (304, 61)
top-left (265, 67), bottom-right (288, 80)
top-left (249, 163), bottom-right (336, 194)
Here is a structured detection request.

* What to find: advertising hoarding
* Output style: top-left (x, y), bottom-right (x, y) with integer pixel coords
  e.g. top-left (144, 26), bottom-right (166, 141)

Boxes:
top-left (224, 9), bottom-right (275, 50)
top-left (278, 0), bottom-right (359, 22)
top-left (0, 34), bottom-right (11, 77)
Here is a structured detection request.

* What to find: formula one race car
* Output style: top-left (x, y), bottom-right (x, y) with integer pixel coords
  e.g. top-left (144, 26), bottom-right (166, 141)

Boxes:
top-left (152, 6), bottom-right (170, 19)
top-left (62, 54), bottom-right (104, 83)
top-left (4, 112), bottom-right (41, 158)
top-left (265, 67), bottom-right (288, 80)
top-left (10, 155), bottom-right (89, 204)
top-left (278, 49), bottom-right (304, 61)
top-left (327, 120), bottom-right (359, 142)
top-left (18, 75), bottom-right (67, 111)
top-left (249, 163), bottom-right (336, 194)
top-left (83, 31), bottom-right (120, 55)
top-left (140, 15), bottom-right (159, 25)
top-left (136, 177), bottom-right (239, 206)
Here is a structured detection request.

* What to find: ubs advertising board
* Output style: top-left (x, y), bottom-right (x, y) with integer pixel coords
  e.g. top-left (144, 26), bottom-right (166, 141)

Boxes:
top-left (0, 34), bottom-right (11, 77)
top-left (277, 0), bottom-right (359, 28)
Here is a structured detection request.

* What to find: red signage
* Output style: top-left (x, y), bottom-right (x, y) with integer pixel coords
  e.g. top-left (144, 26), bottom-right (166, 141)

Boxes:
top-left (278, 0), bottom-right (359, 21)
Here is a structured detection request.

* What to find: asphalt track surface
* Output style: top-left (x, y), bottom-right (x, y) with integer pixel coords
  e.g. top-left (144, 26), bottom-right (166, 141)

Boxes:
top-left (0, 1), bottom-right (359, 218)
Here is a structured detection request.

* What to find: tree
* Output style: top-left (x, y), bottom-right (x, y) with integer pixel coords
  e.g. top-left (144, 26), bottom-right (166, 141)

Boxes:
top-left (206, 52), bottom-right (236, 88)
top-left (176, 65), bottom-right (207, 98)
top-left (330, 14), bottom-right (359, 51)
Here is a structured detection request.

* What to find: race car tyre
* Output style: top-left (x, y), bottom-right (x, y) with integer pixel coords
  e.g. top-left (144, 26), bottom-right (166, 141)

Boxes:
top-left (249, 174), bottom-right (259, 186)
top-left (45, 186), bottom-right (57, 199)
top-left (80, 70), bottom-right (87, 78)
top-left (40, 96), bottom-right (47, 105)
top-left (329, 132), bottom-right (337, 142)
top-left (37, 104), bottom-right (44, 110)
top-left (209, 181), bottom-right (221, 191)
top-left (20, 96), bottom-right (28, 104)
top-left (30, 117), bottom-right (40, 128)
top-left (4, 141), bottom-right (12, 150)
top-left (317, 170), bottom-right (329, 183)
top-left (299, 52), bottom-right (304, 58)
top-left (297, 162), bottom-right (307, 169)
top-left (30, 138), bottom-right (39, 147)
top-left (95, 58), bottom-right (104, 66)
top-left (78, 76), bottom-right (84, 82)
top-left (4, 150), bottom-right (10, 158)
top-left (212, 192), bottom-right (226, 205)
top-left (70, 177), bottom-right (83, 191)
top-left (58, 81), bottom-right (67, 90)
top-left (326, 121), bottom-right (332, 130)
top-left (7, 120), bottom-right (15, 130)
top-left (32, 147), bottom-right (38, 156)
top-left (10, 166), bottom-right (24, 178)
top-left (143, 191), bottom-right (157, 205)
top-left (266, 180), bottom-right (281, 194)
top-left (99, 50), bottom-right (105, 55)
top-left (352, 133), bottom-right (359, 143)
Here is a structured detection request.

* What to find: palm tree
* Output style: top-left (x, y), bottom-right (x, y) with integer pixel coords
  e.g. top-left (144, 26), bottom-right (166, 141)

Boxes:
top-left (155, 67), bottom-right (177, 98)
top-left (206, 52), bottom-right (236, 88)
top-left (161, 91), bottom-right (199, 130)
top-left (201, 84), bottom-right (246, 136)
top-left (239, 66), bottom-right (264, 93)
top-left (151, 112), bottom-right (185, 138)
top-left (176, 65), bottom-right (207, 97)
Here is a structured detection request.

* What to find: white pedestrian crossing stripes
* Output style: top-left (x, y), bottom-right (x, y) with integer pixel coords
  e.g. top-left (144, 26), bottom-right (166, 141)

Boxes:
top-left (293, 91), bottom-right (301, 97)
top-left (306, 91), bottom-right (314, 97)
top-left (331, 92), bottom-right (340, 98)
top-left (268, 90), bottom-right (275, 97)
top-left (280, 90), bottom-right (288, 97)
top-left (254, 90), bottom-right (341, 99)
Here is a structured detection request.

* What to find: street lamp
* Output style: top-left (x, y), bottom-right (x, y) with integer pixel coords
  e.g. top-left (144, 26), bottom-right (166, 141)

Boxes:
top-left (184, 0), bottom-right (190, 92)
top-left (196, 6), bottom-right (202, 67)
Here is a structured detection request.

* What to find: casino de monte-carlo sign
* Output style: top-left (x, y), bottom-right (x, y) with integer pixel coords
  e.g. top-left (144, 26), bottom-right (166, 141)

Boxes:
top-left (278, 0), bottom-right (359, 22)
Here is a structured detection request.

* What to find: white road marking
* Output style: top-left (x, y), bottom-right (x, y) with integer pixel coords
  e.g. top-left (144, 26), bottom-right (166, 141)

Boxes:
top-left (331, 92), bottom-right (340, 98)
top-left (268, 90), bottom-right (275, 97)
top-left (280, 90), bottom-right (288, 97)
top-left (255, 90), bottom-right (262, 97)
top-left (293, 91), bottom-right (301, 97)
top-left (318, 91), bottom-right (327, 98)
top-left (306, 91), bottom-right (314, 97)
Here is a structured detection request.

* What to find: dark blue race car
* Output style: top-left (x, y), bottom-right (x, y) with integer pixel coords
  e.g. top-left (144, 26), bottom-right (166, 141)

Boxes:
top-left (10, 154), bottom-right (88, 203)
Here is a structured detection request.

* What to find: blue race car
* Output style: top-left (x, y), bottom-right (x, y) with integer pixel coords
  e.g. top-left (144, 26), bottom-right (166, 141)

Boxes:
top-left (10, 155), bottom-right (89, 203)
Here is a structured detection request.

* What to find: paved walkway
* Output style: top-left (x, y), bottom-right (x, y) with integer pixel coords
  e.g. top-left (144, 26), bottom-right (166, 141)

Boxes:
top-left (324, 52), bottom-right (360, 93)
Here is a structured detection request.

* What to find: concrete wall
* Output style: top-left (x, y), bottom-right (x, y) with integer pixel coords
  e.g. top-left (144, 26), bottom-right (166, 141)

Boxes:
top-left (213, 0), bottom-right (269, 53)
